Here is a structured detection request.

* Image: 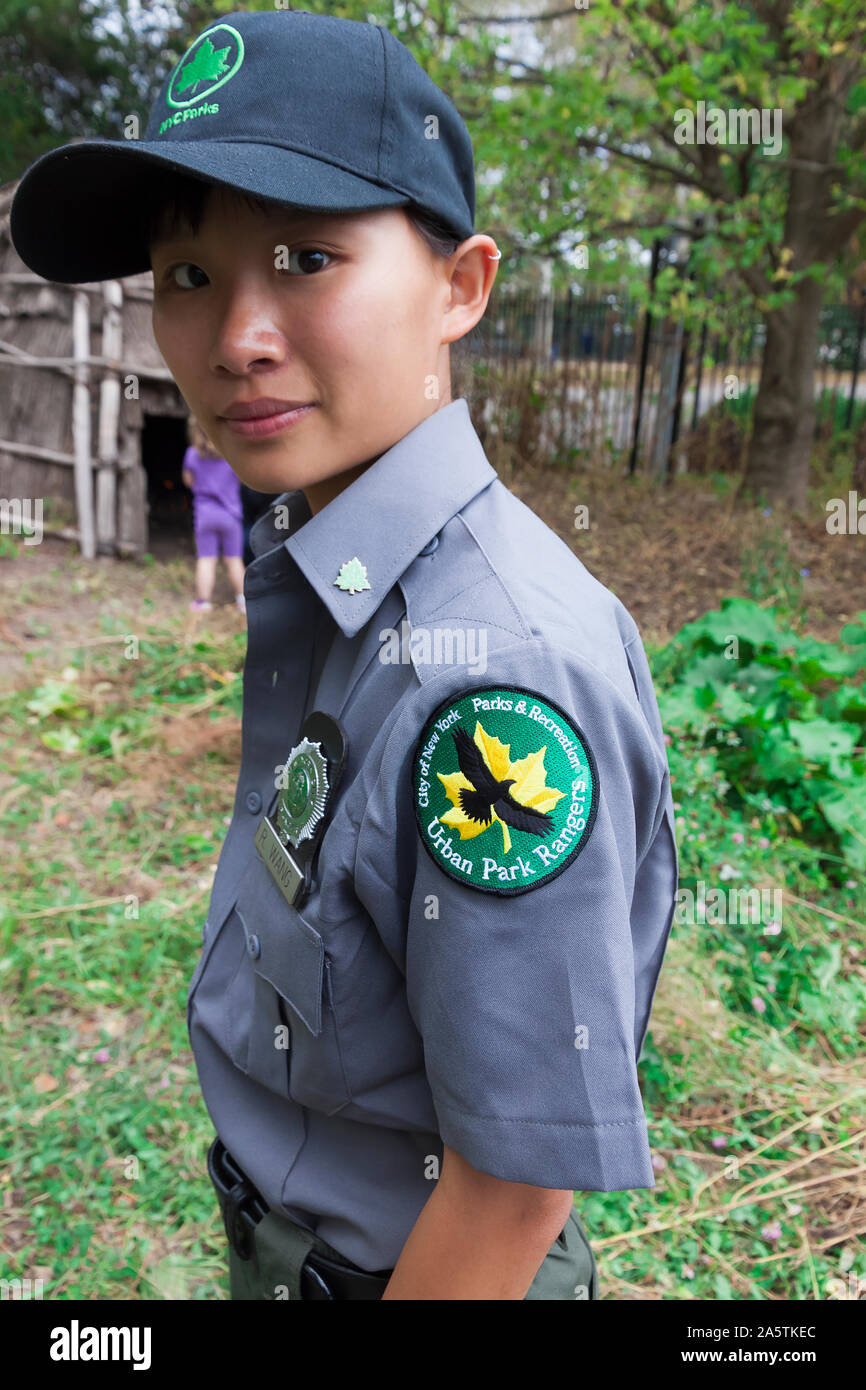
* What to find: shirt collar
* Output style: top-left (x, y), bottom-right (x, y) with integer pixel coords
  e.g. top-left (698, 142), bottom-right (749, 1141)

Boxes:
top-left (254, 398), bottom-right (496, 638)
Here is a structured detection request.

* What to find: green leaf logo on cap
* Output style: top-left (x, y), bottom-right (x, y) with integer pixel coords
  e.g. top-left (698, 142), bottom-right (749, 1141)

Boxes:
top-left (412, 684), bottom-right (599, 896)
top-left (166, 23), bottom-right (245, 109)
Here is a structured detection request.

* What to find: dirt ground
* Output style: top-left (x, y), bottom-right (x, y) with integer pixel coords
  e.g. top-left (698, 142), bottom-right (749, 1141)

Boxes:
top-left (0, 461), bottom-right (862, 691)
top-left (502, 460), bottom-right (864, 647)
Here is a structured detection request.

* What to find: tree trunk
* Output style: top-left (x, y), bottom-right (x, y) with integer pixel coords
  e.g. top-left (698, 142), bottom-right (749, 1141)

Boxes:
top-left (741, 73), bottom-right (846, 512)
top-left (740, 274), bottom-right (823, 510)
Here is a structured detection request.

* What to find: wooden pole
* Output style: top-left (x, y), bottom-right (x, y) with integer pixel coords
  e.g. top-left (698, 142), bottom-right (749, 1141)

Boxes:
top-left (96, 281), bottom-right (122, 551)
top-left (71, 291), bottom-right (95, 559)
top-left (846, 297), bottom-right (866, 431)
top-left (629, 238), bottom-right (662, 474)
top-left (0, 271), bottom-right (154, 302)
top-left (0, 439), bottom-right (77, 466)
top-left (0, 341), bottom-right (175, 381)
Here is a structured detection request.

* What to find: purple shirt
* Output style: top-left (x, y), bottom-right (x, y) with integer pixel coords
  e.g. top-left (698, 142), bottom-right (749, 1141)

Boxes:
top-left (183, 446), bottom-right (243, 522)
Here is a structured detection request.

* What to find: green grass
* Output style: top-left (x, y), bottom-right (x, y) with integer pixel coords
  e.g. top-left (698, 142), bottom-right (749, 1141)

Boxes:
top-left (0, 540), bottom-right (863, 1301)
top-left (720, 383), bottom-right (866, 442)
top-left (0, 550), bottom-right (246, 1298)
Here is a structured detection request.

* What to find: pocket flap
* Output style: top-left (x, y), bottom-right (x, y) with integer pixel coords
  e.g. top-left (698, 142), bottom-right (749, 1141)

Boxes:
top-left (234, 857), bottom-right (324, 1037)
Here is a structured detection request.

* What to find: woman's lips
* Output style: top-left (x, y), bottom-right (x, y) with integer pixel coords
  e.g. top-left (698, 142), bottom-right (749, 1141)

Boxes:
top-left (219, 404), bottom-right (317, 439)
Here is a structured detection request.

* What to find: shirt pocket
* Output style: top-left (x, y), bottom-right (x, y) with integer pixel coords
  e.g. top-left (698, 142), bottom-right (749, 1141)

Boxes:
top-left (186, 897), bottom-right (264, 1083)
top-left (186, 923), bottom-right (210, 1020)
top-left (232, 852), bottom-right (351, 1115)
top-left (186, 910), bottom-right (233, 1033)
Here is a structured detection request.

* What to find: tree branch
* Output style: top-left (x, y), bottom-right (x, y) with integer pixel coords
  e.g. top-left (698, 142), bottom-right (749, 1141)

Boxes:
top-left (747, 0), bottom-right (794, 63)
top-left (505, 68), bottom-right (551, 85)
top-left (846, 114), bottom-right (866, 152)
top-left (600, 219), bottom-right (702, 237)
top-left (738, 262), bottom-right (775, 301)
top-left (574, 133), bottom-right (737, 203)
top-left (639, 0), bottom-right (688, 35)
top-left (453, 5), bottom-right (581, 25)
top-left (817, 205), bottom-right (866, 260)
top-left (645, 117), bottom-right (721, 177)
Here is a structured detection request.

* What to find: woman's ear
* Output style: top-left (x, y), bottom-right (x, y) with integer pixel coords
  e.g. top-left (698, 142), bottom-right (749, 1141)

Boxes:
top-left (440, 235), bottom-right (500, 346)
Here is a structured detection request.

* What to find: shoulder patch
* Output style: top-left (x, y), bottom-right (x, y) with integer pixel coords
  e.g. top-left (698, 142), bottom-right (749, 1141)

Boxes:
top-left (412, 685), bottom-right (599, 896)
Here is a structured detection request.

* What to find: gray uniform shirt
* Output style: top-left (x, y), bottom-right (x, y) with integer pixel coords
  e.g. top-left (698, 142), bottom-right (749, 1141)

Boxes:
top-left (187, 398), bottom-right (678, 1272)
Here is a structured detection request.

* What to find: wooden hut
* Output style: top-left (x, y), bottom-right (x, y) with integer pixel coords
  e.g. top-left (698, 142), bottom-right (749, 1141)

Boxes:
top-left (0, 166), bottom-right (190, 558)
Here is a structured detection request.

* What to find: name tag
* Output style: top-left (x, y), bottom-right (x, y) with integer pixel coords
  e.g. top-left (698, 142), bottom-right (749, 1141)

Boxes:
top-left (254, 815), bottom-right (304, 907)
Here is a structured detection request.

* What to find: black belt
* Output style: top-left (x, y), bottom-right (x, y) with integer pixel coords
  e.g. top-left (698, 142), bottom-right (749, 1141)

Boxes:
top-left (207, 1137), bottom-right (392, 1300)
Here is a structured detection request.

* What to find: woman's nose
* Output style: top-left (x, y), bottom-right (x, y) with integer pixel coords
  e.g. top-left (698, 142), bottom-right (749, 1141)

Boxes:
top-left (210, 291), bottom-right (291, 375)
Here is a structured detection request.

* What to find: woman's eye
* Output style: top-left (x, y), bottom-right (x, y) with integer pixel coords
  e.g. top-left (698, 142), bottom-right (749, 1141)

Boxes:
top-left (161, 248), bottom-right (331, 289)
top-left (284, 248), bottom-right (331, 275)
top-left (170, 263), bottom-right (209, 290)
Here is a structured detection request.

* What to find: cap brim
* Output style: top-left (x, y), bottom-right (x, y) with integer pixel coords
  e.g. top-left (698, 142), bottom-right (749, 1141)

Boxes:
top-left (10, 139), bottom-right (412, 283)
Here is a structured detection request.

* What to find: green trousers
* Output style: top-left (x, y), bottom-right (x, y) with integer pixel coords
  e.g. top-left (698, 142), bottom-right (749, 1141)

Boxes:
top-left (216, 1192), bottom-right (599, 1301)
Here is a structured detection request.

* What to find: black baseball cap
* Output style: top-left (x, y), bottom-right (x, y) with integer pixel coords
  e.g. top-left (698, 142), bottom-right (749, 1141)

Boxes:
top-left (10, 9), bottom-right (476, 284)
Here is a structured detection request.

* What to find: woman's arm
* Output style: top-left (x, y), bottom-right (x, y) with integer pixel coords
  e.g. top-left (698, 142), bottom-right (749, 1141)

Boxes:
top-left (381, 1143), bottom-right (573, 1300)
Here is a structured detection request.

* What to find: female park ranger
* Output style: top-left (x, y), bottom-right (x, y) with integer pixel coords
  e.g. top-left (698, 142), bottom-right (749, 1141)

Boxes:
top-left (10, 9), bottom-right (678, 1300)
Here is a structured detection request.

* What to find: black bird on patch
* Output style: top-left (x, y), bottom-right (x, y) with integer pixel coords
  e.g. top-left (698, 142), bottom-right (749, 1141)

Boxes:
top-left (451, 725), bottom-right (554, 837)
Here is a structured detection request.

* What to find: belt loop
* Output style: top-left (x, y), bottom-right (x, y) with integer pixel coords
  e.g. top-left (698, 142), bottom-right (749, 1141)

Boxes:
top-left (209, 1137), bottom-right (268, 1264)
top-left (223, 1177), bottom-right (256, 1261)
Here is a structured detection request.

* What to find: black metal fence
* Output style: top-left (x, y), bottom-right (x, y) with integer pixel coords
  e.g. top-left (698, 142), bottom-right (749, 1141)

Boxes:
top-left (457, 287), bottom-right (866, 474)
top-left (475, 291), bottom-right (865, 373)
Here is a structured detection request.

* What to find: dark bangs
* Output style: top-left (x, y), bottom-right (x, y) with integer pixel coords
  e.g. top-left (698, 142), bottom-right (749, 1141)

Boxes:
top-left (145, 167), bottom-right (462, 259)
top-left (145, 170), bottom-right (276, 251)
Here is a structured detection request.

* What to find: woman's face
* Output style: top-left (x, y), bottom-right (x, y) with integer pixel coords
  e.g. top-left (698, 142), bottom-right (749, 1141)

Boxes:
top-left (150, 187), bottom-right (495, 512)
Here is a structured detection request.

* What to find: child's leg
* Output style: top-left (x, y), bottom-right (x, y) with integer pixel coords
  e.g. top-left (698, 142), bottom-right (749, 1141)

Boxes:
top-left (224, 554), bottom-right (245, 597)
top-left (194, 554), bottom-right (218, 601)
top-left (223, 515), bottom-right (246, 605)
top-left (194, 509), bottom-right (220, 604)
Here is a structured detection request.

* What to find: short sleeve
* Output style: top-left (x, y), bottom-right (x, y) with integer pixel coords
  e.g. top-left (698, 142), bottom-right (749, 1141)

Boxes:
top-left (393, 638), bottom-right (674, 1192)
top-left (183, 447), bottom-right (198, 482)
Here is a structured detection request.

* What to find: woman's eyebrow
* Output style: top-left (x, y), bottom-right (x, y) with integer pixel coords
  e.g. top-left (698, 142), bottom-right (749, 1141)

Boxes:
top-left (148, 208), bottom-right (366, 270)
top-left (151, 217), bottom-right (353, 250)
top-left (269, 215), bottom-right (356, 238)
top-left (148, 226), bottom-right (200, 251)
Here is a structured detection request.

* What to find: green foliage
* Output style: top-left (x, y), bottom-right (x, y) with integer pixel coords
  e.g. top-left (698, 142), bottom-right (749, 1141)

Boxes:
top-left (720, 383), bottom-right (866, 441)
top-left (655, 598), bottom-right (866, 873)
top-left (17, 634), bottom-right (244, 761)
top-left (0, 0), bottom-right (181, 181)
top-left (814, 387), bottom-right (866, 438)
top-left (738, 514), bottom-right (805, 619)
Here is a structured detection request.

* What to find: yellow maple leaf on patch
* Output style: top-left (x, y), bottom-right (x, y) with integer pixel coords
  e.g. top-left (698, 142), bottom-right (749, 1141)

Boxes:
top-left (437, 719), bottom-right (566, 855)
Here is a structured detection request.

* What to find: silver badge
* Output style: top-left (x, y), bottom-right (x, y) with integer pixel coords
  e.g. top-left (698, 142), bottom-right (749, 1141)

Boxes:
top-left (277, 737), bottom-right (329, 848)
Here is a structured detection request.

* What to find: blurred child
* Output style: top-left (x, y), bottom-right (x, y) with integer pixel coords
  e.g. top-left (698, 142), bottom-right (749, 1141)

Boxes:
top-left (181, 418), bottom-right (246, 614)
